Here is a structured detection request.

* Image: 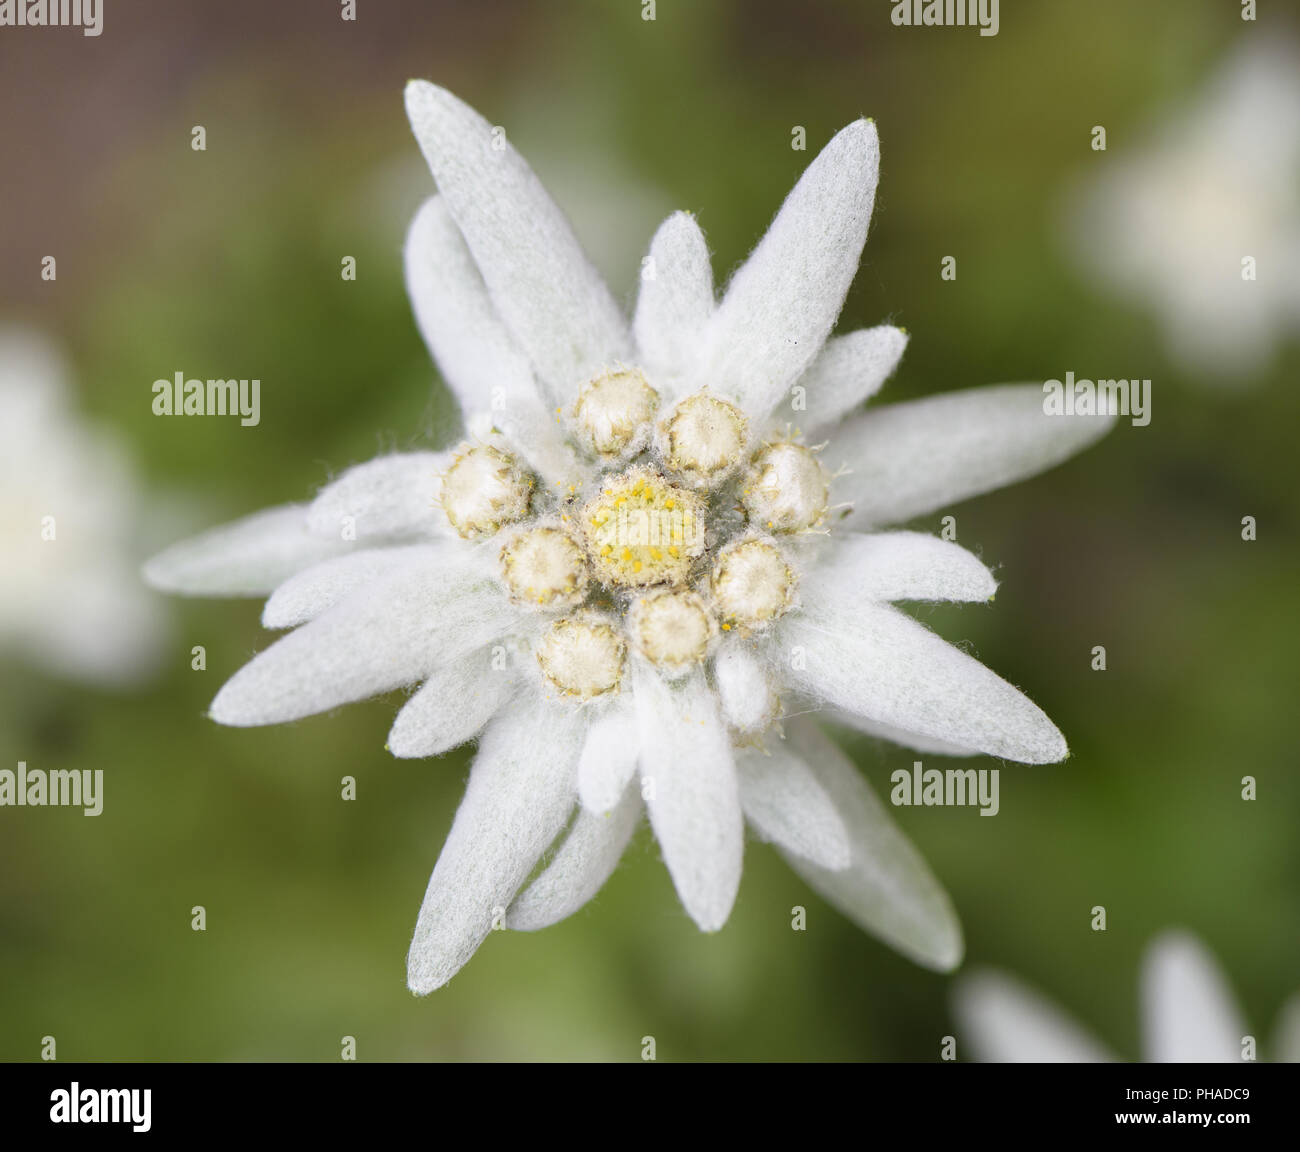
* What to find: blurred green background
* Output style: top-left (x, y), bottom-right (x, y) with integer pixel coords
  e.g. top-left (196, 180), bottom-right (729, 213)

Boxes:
top-left (1, 0), bottom-right (1296, 1061)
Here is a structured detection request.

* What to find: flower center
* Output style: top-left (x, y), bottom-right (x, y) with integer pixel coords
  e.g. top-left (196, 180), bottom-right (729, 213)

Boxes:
top-left (536, 613), bottom-right (626, 699)
top-left (573, 368), bottom-right (659, 458)
top-left (499, 525), bottom-right (588, 608)
top-left (711, 536), bottom-right (796, 631)
top-left (441, 445), bottom-right (532, 539)
top-left (629, 588), bottom-right (715, 673)
top-left (660, 393), bottom-right (748, 486)
top-left (742, 442), bottom-right (828, 533)
top-left (579, 466), bottom-right (706, 588)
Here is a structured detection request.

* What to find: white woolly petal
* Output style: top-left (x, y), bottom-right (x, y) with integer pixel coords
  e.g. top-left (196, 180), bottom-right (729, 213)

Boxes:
top-left (405, 198), bottom-right (574, 482)
top-left (800, 325), bottom-right (908, 430)
top-left (1141, 931), bottom-right (1247, 1063)
top-left (143, 503), bottom-right (350, 597)
top-left (952, 970), bottom-right (1116, 1063)
top-left (577, 700), bottom-right (641, 814)
top-left (406, 698), bottom-right (584, 993)
top-left (737, 744), bottom-right (850, 870)
top-left (807, 531), bottom-right (997, 604)
top-left (405, 196), bottom-right (537, 411)
top-left (210, 558), bottom-right (511, 727)
top-left (307, 452), bottom-right (451, 541)
top-left (507, 783), bottom-right (642, 932)
top-left (388, 645), bottom-right (518, 759)
top-left (697, 119), bottom-right (879, 420)
top-left (635, 663), bottom-right (742, 932)
top-left (781, 602), bottom-right (1068, 764)
top-left (713, 643), bottom-right (776, 733)
top-left (778, 719), bottom-right (963, 970)
top-left (404, 82), bottom-right (631, 406)
top-left (831, 384), bottom-right (1116, 529)
top-left (262, 545), bottom-right (440, 629)
top-left (828, 711), bottom-right (978, 758)
top-left (633, 211), bottom-right (714, 396)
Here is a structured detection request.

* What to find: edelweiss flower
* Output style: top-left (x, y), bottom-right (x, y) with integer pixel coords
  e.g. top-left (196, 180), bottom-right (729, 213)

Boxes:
top-left (1, 328), bottom-right (164, 684)
top-left (953, 930), bottom-right (1300, 1063)
top-left (145, 83), bottom-right (1113, 993)
top-left (1065, 36), bottom-right (1300, 382)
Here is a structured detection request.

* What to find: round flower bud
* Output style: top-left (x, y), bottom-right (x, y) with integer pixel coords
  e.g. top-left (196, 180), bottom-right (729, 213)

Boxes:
top-left (628, 589), bottom-right (716, 675)
top-left (441, 445), bottom-right (532, 539)
top-left (573, 368), bottom-right (660, 458)
top-left (499, 525), bottom-right (588, 609)
top-left (742, 442), bottom-right (828, 533)
top-left (579, 467), bottom-right (706, 589)
top-left (710, 537), bottom-right (796, 631)
top-left (536, 613), bottom-right (626, 700)
top-left (660, 392), bottom-right (748, 486)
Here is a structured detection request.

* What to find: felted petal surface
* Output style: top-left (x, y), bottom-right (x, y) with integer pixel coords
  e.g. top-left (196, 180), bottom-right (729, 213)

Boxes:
top-left (306, 452), bottom-right (451, 541)
top-left (577, 700), bottom-right (641, 815)
top-left (831, 383), bottom-right (1116, 528)
top-left (827, 711), bottom-right (978, 758)
top-left (211, 556), bottom-right (511, 726)
top-left (388, 645), bottom-right (518, 759)
top-left (143, 503), bottom-right (350, 597)
top-left (405, 197), bottom-right (572, 481)
top-left (800, 325), bottom-right (908, 430)
top-left (697, 119), bottom-right (879, 420)
top-left (406, 697), bottom-right (584, 993)
top-left (713, 642), bottom-right (775, 733)
top-left (635, 663), bottom-right (742, 932)
top-left (952, 970), bottom-right (1116, 1062)
top-left (737, 743), bottom-right (850, 870)
top-left (633, 211), bottom-right (714, 395)
top-left (806, 531), bottom-right (997, 604)
top-left (405, 82), bottom-right (631, 406)
top-left (507, 783), bottom-right (642, 932)
top-left (262, 545), bottom-right (441, 629)
top-left (1141, 931), bottom-right (1247, 1063)
top-left (778, 718), bottom-right (963, 971)
top-left (781, 601), bottom-right (1067, 764)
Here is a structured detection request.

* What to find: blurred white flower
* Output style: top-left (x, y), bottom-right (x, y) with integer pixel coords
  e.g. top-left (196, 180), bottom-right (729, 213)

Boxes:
top-left (1066, 37), bottom-right (1300, 382)
top-left (954, 930), bottom-right (1300, 1062)
top-left (146, 83), bottom-right (1112, 992)
top-left (0, 329), bottom-right (163, 684)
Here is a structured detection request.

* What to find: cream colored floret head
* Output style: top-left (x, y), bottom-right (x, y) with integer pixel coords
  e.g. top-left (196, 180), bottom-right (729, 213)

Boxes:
top-left (499, 525), bottom-right (589, 609)
top-left (536, 612), bottom-right (626, 699)
top-left (711, 536), bottom-right (797, 632)
top-left (579, 466), bottom-right (706, 589)
top-left (742, 442), bottom-right (829, 533)
top-left (440, 444), bottom-right (532, 539)
top-left (629, 588), bottom-right (717, 675)
top-left (573, 367), bottom-right (660, 459)
top-left (660, 391), bottom-right (748, 487)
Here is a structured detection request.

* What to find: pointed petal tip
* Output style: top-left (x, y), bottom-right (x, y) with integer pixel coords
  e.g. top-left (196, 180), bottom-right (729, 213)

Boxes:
top-left (405, 964), bottom-right (447, 996)
top-left (837, 116), bottom-right (880, 158)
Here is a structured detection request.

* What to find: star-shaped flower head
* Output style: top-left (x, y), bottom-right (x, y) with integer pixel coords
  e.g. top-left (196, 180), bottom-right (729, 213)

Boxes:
top-left (145, 82), bottom-right (1114, 993)
top-left (954, 931), bottom-right (1300, 1062)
